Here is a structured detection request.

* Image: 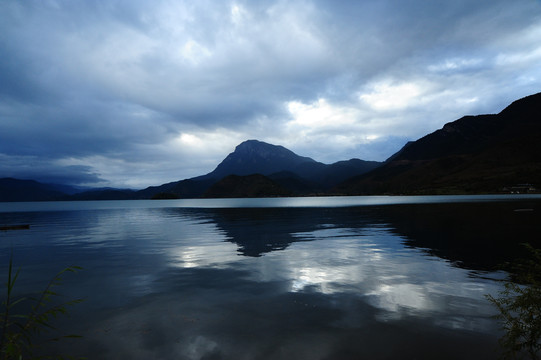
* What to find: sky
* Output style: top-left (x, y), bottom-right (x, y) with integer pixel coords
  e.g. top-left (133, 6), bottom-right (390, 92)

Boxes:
top-left (1, 0), bottom-right (540, 189)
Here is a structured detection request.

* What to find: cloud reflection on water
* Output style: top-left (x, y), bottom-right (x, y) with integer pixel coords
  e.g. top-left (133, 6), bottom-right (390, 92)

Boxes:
top-left (252, 228), bottom-right (498, 332)
top-left (5, 200), bottom-right (539, 359)
top-left (158, 212), bottom-right (502, 335)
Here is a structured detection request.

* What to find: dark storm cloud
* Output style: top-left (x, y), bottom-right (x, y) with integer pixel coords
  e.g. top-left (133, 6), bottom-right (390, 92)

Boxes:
top-left (1, 0), bottom-right (540, 187)
top-left (0, 153), bottom-right (103, 185)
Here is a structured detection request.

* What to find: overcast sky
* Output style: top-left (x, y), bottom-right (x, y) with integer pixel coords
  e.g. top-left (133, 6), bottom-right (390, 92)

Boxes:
top-left (1, 0), bottom-right (540, 189)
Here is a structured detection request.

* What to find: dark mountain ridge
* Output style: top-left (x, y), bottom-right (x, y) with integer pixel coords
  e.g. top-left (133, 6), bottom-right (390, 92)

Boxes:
top-left (2, 92), bottom-right (540, 201)
top-left (395, 92), bottom-right (540, 161)
top-left (336, 92), bottom-right (541, 194)
top-left (0, 178), bottom-right (67, 202)
top-left (142, 139), bottom-right (381, 198)
top-left (203, 174), bottom-right (291, 198)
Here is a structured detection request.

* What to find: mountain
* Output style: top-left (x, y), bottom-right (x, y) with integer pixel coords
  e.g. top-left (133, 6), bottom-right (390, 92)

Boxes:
top-left (136, 178), bottom-right (215, 199)
top-left (0, 178), bottom-right (139, 202)
top-left (138, 140), bottom-right (381, 198)
top-left (268, 171), bottom-right (322, 195)
top-left (0, 141), bottom-right (380, 201)
top-left (135, 139), bottom-right (321, 199)
top-left (6, 92), bottom-right (539, 201)
top-left (319, 158), bottom-right (381, 188)
top-left (0, 178), bottom-right (68, 202)
top-left (203, 174), bottom-right (291, 198)
top-left (335, 92), bottom-right (541, 194)
top-left (197, 140), bottom-right (381, 190)
top-left (197, 140), bottom-right (321, 180)
top-left (68, 188), bottom-right (136, 200)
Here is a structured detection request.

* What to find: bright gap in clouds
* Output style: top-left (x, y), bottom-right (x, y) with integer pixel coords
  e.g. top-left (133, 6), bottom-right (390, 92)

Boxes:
top-left (282, 80), bottom-right (436, 162)
top-left (359, 81), bottom-right (425, 111)
top-left (282, 97), bottom-right (396, 163)
top-left (287, 99), bottom-right (357, 128)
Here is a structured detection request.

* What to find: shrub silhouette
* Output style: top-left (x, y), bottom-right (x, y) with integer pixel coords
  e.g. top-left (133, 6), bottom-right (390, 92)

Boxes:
top-left (487, 244), bottom-right (541, 360)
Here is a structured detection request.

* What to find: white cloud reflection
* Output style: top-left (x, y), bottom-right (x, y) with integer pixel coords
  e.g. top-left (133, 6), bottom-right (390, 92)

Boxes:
top-left (247, 227), bottom-right (500, 331)
top-left (162, 222), bottom-right (502, 333)
top-left (169, 242), bottom-right (239, 269)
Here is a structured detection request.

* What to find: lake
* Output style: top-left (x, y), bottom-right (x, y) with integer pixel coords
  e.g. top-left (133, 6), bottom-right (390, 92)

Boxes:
top-left (1, 195), bottom-right (541, 359)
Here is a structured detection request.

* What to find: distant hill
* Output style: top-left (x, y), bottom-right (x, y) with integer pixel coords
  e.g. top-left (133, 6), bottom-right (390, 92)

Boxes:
top-left (0, 178), bottom-right (139, 202)
top-left (136, 178), bottom-right (215, 200)
top-left (203, 174), bottom-right (291, 198)
top-left (268, 171), bottom-right (322, 195)
top-left (68, 188), bottom-right (136, 201)
top-left (320, 158), bottom-right (381, 188)
top-left (0, 178), bottom-right (67, 202)
top-left (335, 92), bottom-right (541, 194)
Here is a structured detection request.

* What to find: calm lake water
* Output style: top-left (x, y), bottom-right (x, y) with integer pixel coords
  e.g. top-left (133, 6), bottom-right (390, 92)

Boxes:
top-left (1, 195), bottom-right (541, 359)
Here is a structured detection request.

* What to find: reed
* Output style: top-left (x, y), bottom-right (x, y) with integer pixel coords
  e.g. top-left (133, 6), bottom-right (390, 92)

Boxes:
top-left (1, 253), bottom-right (83, 360)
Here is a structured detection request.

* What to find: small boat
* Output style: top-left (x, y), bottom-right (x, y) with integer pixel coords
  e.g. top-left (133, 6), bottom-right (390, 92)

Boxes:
top-left (0, 224), bottom-right (30, 231)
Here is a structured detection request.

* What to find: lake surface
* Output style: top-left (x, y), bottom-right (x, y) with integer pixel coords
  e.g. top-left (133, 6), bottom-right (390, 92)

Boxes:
top-left (1, 195), bottom-right (541, 359)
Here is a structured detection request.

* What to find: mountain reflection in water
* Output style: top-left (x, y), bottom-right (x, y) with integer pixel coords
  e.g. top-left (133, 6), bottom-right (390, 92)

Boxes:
top-left (188, 202), bottom-right (541, 270)
top-left (1, 197), bottom-right (540, 359)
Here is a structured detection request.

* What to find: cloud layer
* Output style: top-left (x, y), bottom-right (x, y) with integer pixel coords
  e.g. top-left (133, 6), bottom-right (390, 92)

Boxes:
top-left (1, 0), bottom-right (540, 188)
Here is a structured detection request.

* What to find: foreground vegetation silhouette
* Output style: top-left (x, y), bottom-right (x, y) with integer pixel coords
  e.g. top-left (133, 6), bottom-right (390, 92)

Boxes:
top-left (1, 255), bottom-right (83, 360)
top-left (487, 244), bottom-right (541, 360)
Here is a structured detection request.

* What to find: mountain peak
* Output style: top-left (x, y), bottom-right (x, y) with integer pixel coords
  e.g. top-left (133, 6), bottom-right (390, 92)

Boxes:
top-left (234, 139), bottom-right (280, 154)
top-left (236, 139), bottom-right (265, 149)
top-left (202, 140), bottom-right (318, 179)
top-left (233, 140), bottom-right (314, 161)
